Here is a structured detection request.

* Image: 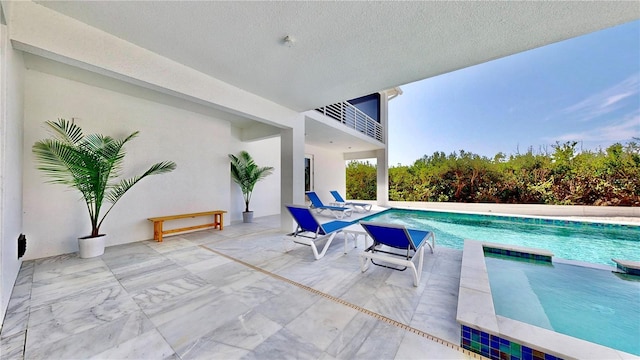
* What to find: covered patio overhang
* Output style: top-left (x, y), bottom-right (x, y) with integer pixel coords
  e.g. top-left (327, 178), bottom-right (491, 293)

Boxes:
top-left (8, 1), bottom-right (637, 111)
top-left (1, 0), bottom-right (638, 330)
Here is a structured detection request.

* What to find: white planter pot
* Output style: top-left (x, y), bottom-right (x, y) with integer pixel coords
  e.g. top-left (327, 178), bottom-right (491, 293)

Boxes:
top-left (242, 211), bottom-right (254, 223)
top-left (78, 234), bottom-right (106, 258)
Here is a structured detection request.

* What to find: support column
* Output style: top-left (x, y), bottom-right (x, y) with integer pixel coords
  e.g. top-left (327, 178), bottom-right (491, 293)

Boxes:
top-left (377, 91), bottom-right (390, 207)
top-left (376, 148), bottom-right (389, 206)
top-left (280, 118), bottom-right (305, 232)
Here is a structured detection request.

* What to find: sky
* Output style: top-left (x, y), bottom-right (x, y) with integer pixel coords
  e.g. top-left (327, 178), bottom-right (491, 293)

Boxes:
top-left (387, 20), bottom-right (640, 166)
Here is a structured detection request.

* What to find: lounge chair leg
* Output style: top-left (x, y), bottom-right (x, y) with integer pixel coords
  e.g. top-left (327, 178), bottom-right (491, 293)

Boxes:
top-left (429, 233), bottom-right (436, 253)
top-left (343, 232), bottom-right (348, 254)
top-left (360, 253), bottom-right (370, 273)
top-left (409, 264), bottom-right (418, 287)
top-left (412, 247), bottom-right (425, 287)
top-left (313, 232), bottom-right (337, 260)
top-left (310, 242), bottom-right (320, 259)
top-left (343, 232), bottom-right (357, 254)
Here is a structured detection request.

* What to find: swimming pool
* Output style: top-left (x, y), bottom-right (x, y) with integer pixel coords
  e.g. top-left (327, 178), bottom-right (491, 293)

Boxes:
top-left (457, 240), bottom-right (639, 359)
top-left (485, 253), bottom-right (640, 356)
top-left (362, 209), bottom-right (640, 266)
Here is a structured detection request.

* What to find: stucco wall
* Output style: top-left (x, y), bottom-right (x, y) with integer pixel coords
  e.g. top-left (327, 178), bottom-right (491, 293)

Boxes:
top-left (229, 127), bottom-right (281, 222)
top-left (304, 144), bottom-right (346, 206)
top-left (22, 69), bottom-right (233, 259)
top-left (0, 23), bottom-right (25, 327)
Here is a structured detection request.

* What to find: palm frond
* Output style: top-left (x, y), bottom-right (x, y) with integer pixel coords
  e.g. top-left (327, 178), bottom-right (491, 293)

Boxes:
top-left (45, 118), bottom-right (84, 144)
top-left (33, 119), bottom-right (176, 237)
top-left (229, 151), bottom-right (274, 212)
top-left (99, 161), bottom-right (176, 229)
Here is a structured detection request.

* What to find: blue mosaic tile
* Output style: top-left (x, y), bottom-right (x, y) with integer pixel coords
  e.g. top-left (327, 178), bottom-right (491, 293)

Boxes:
top-left (481, 345), bottom-right (490, 355)
top-left (461, 325), bottom-right (564, 360)
top-left (483, 247), bottom-right (553, 263)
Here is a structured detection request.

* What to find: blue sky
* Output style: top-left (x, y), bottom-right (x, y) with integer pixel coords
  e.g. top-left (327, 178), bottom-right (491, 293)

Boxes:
top-left (388, 20), bottom-right (640, 166)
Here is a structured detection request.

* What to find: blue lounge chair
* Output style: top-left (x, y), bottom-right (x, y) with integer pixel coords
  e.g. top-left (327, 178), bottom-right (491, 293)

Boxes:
top-left (306, 191), bottom-right (353, 219)
top-left (359, 221), bottom-right (435, 287)
top-left (330, 190), bottom-right (372, 212)
top-left (284, 204), bottom-right (353, 260)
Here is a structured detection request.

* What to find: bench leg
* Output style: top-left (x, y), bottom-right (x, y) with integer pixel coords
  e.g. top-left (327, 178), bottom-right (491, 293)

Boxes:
top-left (153, 221), bottom-right (164, 242)
top-left (216, 213), bottom-right (224, 230)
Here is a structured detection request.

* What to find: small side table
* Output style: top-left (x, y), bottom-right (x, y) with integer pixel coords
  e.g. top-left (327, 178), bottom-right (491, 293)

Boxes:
top-left (342, 224), bottom-right (371, 253)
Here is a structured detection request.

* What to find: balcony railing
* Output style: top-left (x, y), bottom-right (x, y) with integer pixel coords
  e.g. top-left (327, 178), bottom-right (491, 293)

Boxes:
top-left (316, 102), bottom-right (383, 142)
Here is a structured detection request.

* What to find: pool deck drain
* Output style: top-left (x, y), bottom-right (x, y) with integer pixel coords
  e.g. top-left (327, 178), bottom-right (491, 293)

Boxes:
top-left (200, 244), bottom-right (486, 359)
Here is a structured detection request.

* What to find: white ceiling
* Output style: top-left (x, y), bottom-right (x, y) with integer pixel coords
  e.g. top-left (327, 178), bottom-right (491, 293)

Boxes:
top-left (303, 114), bottom-right (379, 153)
top-left (35, 1), bottom-right (639, 112)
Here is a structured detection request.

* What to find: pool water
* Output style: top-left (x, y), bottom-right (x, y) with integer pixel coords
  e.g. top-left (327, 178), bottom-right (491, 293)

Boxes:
top-left (362, 209), bottom-right (640, 266)
top-left (485, 254), bottom-right (640, 355)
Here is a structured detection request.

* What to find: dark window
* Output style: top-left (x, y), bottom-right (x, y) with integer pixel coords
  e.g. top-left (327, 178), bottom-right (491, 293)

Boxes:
top-left (347, 93), bottom-right (380, 123)
top-left (305, 157), bottom-right (312, 192)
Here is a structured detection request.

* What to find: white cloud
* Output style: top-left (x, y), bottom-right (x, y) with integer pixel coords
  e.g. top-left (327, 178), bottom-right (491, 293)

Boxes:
top-left (602, 92), bottom-right (635, 107)
top-left (562, 74), bottom-right (639, 122)
top-left (547, 110), bottom-right (640, 143)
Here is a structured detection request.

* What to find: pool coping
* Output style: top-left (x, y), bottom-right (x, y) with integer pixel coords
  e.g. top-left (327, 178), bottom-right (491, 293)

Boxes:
top-left (456, 239), bottom-right (638, 360)
top-left (382, 206), bottom-right (640, 228)
top-left (387, 201), bottom-right (640, 227)
top-left (612, 259), bottom-right (640, 276)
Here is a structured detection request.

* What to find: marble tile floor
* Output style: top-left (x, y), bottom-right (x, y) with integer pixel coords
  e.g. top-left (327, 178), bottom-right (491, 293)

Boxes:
top-left (1, 215), bottom-right (476, 359)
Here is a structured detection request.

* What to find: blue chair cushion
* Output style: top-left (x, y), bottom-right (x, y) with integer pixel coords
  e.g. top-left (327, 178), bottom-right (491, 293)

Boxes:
top-left (407, 229), bottom-right (430, 249)
top-left (361, 223), bottom-right (410, 249)
top-left (360, 222), bottom-right (430, 251)
top-left (286, 205), bottom-right (351, 235)
top-left (330, 190), bottom-right (346, 203)
top-left (305, 191), bottom-right (325, 208)
top-left (322, 220), bottom-right (352, 233)
top-left (287, 205), bottom-right (324, 234)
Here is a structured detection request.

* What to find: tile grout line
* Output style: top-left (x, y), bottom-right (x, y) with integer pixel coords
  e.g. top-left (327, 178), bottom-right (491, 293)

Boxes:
top-left (198, 244), bottom-right (487, 359)
top-left (22, 262), bottom-right (34, 360)
top-left (0, 261), bottom-right (35, 360)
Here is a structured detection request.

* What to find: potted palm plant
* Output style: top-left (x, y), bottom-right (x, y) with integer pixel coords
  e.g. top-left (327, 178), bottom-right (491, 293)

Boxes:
top-left (229, 151), bottom-right (274, 223)
top-left (33, 119), bottom-right (177, 258)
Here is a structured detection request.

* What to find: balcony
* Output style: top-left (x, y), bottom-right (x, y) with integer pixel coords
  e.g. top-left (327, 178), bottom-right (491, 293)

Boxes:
top-left (316, 101), bottom-right (383, 142)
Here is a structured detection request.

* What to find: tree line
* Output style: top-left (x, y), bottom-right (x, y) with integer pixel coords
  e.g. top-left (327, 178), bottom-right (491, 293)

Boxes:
top-left (346, 141), bottom-right (640, 206)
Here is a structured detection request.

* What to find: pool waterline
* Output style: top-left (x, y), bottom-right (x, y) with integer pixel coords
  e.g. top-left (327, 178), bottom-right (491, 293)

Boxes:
top-left (485, 253), bottom-right (640, 356)
top-left (457, 240), bottom-right (638, 359)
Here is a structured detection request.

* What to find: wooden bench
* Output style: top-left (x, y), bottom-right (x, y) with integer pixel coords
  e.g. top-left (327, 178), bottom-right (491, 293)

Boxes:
top-left (148, 210), bottom-right (226, 242)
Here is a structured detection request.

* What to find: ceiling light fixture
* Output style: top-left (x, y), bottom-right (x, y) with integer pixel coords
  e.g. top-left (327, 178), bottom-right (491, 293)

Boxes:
top-left (283, 35), bottom-right (295, 47)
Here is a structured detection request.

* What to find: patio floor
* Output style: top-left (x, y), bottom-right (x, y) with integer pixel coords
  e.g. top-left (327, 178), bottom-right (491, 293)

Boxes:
top-left (0, 213), bottom-right (477, 359)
